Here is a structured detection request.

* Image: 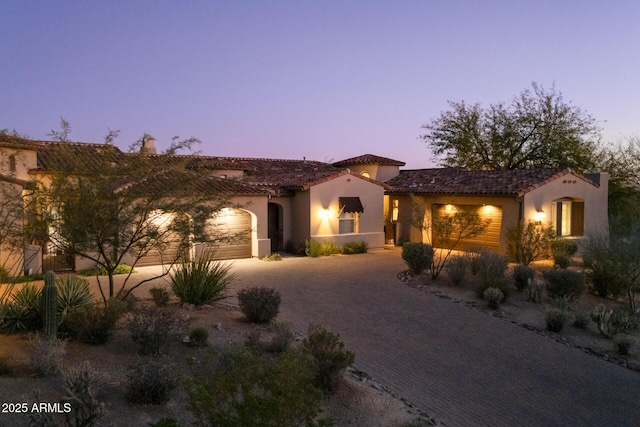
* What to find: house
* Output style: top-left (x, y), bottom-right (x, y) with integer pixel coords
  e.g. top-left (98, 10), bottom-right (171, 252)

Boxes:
top-left (0, 138), bottom-right (387, 272)
top-left (383, 168), bottom-right (609, 254)
top-left (0, 136), bottom-right (609, 273)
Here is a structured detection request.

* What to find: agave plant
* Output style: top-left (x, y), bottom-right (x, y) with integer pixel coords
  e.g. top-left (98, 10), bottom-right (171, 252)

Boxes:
top-left (56, 275), bottom-right (93, 319)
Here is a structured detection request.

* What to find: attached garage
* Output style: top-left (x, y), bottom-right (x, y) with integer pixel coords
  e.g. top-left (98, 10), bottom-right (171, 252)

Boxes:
top-left (431, 204), bottom-right (502, 252)
top-left (203, 208), bottom-right (252, 260)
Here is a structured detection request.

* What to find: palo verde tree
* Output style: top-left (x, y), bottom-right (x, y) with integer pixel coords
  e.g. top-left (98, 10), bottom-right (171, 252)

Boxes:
top-left (411, 196), bottom-right (490, 280)
top-left (37, 121), bottom-right (232, 301)
top-left (421, 83), bottom-right (602, 171)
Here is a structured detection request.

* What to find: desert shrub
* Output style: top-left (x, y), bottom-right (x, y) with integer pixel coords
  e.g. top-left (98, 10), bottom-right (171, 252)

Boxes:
top-left (29, 334), bottom-right (66, 377)
top-left (482, 287), bottom-right (504, 310)
top-left (28, 361), bottom-right (107, 427)
top-left (237, 287), bottom-right (281, 324)
top-left (614, 335), bottom-right (633, 355)
top-left (342, 241), bottom-right (368, 255)
top-left (512, 264), bottom-right (535, 292)
top-left (573, 312), bottom-right (589, 329)
top-left (475, 250), bottom-right (510, 299)
top-left (302, 323), bottom-right (355, 394)
top-left (444, 255), bottom-right (468, 286)
top-left (582, 251), bottom-right (625, 298)
top-left (543, 269), bottom-right (585, 301)
top-left (305, 239), bottom-right (340, 257)
top-left (79, 263), bottom-right (134, 276)
top-left (549, 295), bottom-right (572, 311)
top-left (401, 242), bottom-right (434, 275)
top-left (6, 283), bottom-right (41, 332)
top-left (56, 275), bottom-right (93, 318)
top-left (129, 307), bottom-right (189, 356)
top-left (591, 305), bottom-right (636, 339)
top-left (550, 239), bottom-right (578, 269)
top-left (244, 329), bottom-right (263, 353)
top-left (268, 321), bottom-right (294, 353)
top-left (170, 255), bottom-right (234, 306)
top-left (506, 220), bottom-right (555, 265)
top-left (189, 326), bottom-right (209, 347)
top-left (183, 347), bottom-right (325, 427)
top-left (149, 286), bottom-right (171, 307)
top-left (126, 358), bottom-right (178, 405)
top-left (545, 307), bottom-right (570, 332)
top-left (527, 279), bottom-right (544, 303)
top-left (1, 302), bottom-right (39, 333)
top-left (61, 299), bottom-right (126, 345)
top-left (262, 253), bottom-right (283, 261)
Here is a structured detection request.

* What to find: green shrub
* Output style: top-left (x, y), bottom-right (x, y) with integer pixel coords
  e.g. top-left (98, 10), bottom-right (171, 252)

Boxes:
top-left (444, 255), bottom-right (468, 286)
top-left (149, 286), bottom-right (171, 307)
top-left (477, 250), bottom-right (509, 286)
top-left (268, 321), bottom-right (294, 353)
top-left (126, 358), bottom-right (178, 405)
top-left (129, 307), bottom-right (188, 356)
top-left (506, 220), bottom-right (555, 265)
top-left (171, 255), bottom-right (234, 306)
top-left (305, 239), bottom-right (340, 257)
top-left (29, 334), bottom-right (67, 377)
top-left (244, 329), bottom-right (263, 353)
top-left (482, 287), bottom-right (504, 310)
top-left (61, 299), bottom-right (126, 345)
top-left (80, 263), bottom-right (135, 276)
top-left (302, 323), bottom-right (355, 394)
top-left (342, 241), bottom-right (368, 255)
top-left (512, 264), bottom-right (535, 292)
top-left (614, 335), bottom-right (633, 355)
top-left (573, 312), bottom-right (589, 329)
top-left (545, 307), bottom-right (570, 332)
top-left (189, 326), bottom-right (209, 347)
top-left (551, 239), bottom-right (578, 268)
top-left (543, 269), bottom-right (585, 301)
top-left (262, 253), bottom-right (283, 261)
top-left (401, 242), bottom-right (434, 275)
top-left (56, 275), bottom-right (93, 318)
top-left (237, 287), bottom-right (281, 324)
top-left (184, 347), bottom-right (325, 427)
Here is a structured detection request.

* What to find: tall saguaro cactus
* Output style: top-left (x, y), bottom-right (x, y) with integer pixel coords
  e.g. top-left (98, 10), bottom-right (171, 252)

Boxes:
top-left (42, 271), bottom-right (57, 339)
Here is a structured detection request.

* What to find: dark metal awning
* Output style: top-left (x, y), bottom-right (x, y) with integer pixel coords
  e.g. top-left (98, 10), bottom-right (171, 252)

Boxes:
top-left (339, 197), bottom-right (364, 213)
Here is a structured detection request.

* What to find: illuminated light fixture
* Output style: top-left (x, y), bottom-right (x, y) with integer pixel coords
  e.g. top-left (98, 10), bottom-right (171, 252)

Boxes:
top-left (320, 206), bottom-right (332, 220)
top-left (534, 209), bottom-right (546, 223)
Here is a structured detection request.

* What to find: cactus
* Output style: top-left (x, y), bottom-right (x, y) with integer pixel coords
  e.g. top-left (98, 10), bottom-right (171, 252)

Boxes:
top-left (41, 271), bottom-right (57, 339)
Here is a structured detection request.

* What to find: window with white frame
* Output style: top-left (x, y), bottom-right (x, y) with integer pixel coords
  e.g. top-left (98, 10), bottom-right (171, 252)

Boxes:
top-left (338, 197), bottom-right (363, 234)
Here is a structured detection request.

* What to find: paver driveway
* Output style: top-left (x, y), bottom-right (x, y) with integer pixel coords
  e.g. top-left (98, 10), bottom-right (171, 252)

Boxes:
top-left (231, 249), bottom-right (640, 426)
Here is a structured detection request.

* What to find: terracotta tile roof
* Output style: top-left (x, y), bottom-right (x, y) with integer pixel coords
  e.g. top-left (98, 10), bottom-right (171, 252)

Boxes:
top-left (29, 141), bottom-right (126, 172)
top-left (385, 168), bottom-right (599, 197)
top-left (332, 154), bottom-right (405, 167)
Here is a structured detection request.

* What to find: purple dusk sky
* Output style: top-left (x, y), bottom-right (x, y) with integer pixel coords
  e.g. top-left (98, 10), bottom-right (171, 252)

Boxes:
top-left (2, 1), bottom-right (639, 169)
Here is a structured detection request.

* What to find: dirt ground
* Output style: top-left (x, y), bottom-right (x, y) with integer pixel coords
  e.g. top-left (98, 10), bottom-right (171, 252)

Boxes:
top-left (0, 300), bottom-right (430, 427)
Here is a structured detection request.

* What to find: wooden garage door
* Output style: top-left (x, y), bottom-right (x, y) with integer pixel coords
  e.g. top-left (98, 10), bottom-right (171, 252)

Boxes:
top-left (432, 204), bottom-right (502, 252)
top-left (205, 208), bottom-right (252, 260)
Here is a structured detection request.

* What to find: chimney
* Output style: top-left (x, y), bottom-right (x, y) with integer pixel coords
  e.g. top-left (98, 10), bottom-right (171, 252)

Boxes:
top-left (141, 135), bottom-right (157, 155)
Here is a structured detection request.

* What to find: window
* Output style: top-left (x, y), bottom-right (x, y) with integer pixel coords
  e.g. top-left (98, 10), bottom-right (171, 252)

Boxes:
top-left (8, 155), bottom-right (15, 172)
top-left (551, 199), bottom-right (584, 236)
top-left (392, 199), bottom-right (399, 221)
top-left (360, 171), bottom-right (370, 178)
top-left (339, 213), bottom-right (356, 234)
top-left (338, 197), bottom-right (363, 234)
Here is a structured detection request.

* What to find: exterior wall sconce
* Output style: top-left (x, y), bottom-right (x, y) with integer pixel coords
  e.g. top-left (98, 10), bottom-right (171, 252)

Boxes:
top-left (320, 206), bottom-right (332, 220)
top-left (534, 209), bottom-right (546, 223)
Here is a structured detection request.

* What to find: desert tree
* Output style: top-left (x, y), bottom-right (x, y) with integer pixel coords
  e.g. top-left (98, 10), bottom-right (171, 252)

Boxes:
top-left (506, 220), bottom-right (555, 265)
top-left (37, 122), bottom-right (233, 301)
top-left (411, 196), bottom-right (490, 280)
top-left (421, 83), bottom-right (602, 171)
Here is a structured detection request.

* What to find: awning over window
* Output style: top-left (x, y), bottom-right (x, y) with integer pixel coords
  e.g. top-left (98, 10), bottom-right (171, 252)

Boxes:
top-left (339, 197), bottom-right (364, 213)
